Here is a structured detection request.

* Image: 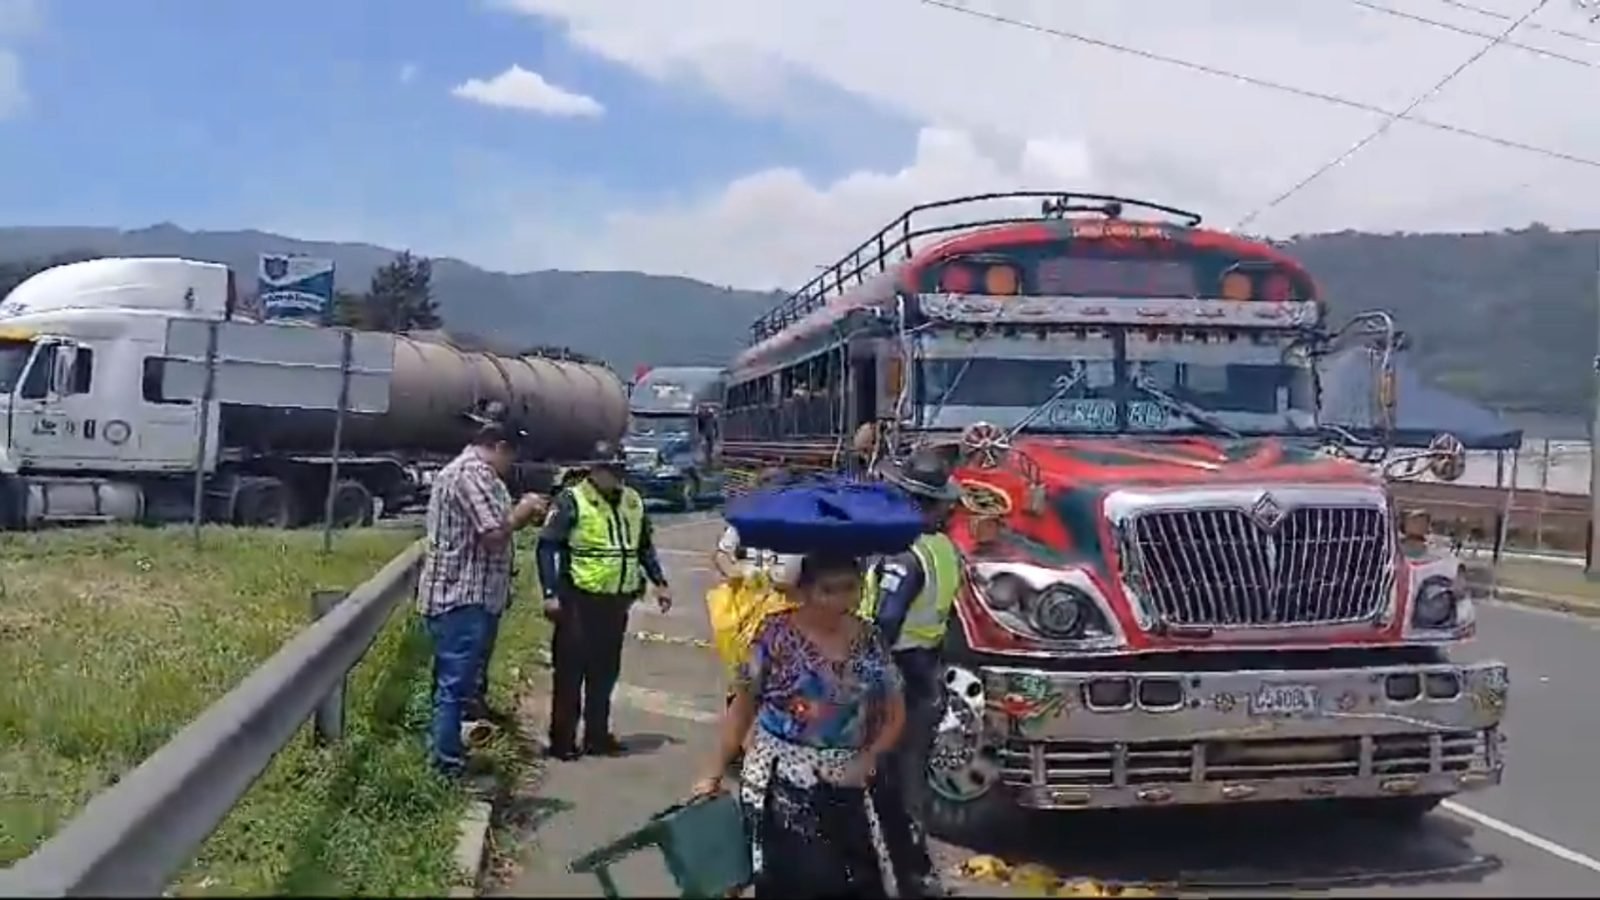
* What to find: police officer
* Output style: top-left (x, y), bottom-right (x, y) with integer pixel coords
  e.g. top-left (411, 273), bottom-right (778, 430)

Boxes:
top-left (535, 440), bottom-right (673, 760)
top-left (861, 448), bottom-right (964, 898)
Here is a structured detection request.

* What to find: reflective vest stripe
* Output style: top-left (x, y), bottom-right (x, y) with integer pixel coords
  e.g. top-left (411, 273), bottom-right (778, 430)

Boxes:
top-left (567, 480), bottom-right (645, 595)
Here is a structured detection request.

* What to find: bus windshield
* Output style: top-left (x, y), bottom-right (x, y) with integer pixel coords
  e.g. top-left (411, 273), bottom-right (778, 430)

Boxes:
top-left (916, 329), bottom-right (1316, 436)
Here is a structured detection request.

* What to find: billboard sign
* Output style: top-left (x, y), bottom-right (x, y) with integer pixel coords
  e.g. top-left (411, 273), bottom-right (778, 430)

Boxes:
top-left (257, 254), bottom-right (335, 324)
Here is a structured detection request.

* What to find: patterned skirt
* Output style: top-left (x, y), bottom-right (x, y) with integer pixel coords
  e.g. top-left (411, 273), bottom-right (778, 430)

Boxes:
top-left (739, 727), bottom-right (899, 898)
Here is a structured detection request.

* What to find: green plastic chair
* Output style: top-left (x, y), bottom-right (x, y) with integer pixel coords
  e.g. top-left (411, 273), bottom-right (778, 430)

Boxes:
top-left (568, 792), bottom-right (752, 899)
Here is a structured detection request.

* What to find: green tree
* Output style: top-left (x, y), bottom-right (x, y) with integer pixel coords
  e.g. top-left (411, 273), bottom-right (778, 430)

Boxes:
top-left (329, 288), bottom-right (370, 328)
top-left (361, 251), bottom-right (441, 332)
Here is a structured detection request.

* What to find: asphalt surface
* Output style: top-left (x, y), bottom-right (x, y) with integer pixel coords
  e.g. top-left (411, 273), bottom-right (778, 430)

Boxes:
top-left (499, 512), bottom-right (1600, 897)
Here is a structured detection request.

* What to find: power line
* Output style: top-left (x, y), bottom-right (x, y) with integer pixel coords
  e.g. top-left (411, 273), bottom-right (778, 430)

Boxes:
top-left (1237, 0), bottom-right (1552, 228)
top-left (1347, 0), bottom-right (1600, 68)
top-left (1434, 0), bottom-right (1600, 43)
top-left (917, 0), bottom-right (1600, 180)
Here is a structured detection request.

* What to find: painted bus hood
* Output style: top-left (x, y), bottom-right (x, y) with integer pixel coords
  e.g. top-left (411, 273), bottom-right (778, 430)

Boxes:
top-left (948, 434), bottom-right (1422, 657)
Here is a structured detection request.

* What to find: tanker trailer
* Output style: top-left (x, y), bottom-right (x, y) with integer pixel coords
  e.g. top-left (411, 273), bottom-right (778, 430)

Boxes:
top-left (220, 334), bottom-right (629, 462)
top-left (0, 256), bottom-right (627, 529)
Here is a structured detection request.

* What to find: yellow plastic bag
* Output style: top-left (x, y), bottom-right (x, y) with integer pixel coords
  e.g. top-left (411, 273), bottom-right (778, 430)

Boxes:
top-left (706, 573), bottom-right (796, 675)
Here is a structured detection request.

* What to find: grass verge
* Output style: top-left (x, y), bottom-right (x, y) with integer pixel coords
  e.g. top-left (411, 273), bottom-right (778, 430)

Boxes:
top-left (0, 525), bottom-right (552, 896)
top-left (1465, 557), bottom-right (1600, 611)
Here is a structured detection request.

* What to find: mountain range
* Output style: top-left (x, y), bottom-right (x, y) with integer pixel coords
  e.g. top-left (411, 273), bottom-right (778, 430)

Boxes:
top-left (0, 221), bottom-right (1594, 424)
top-left (0, 223), bottom-right (783, 377)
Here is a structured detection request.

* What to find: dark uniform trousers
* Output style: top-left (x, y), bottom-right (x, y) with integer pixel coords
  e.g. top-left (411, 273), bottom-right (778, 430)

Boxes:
top-left (547, 586), bottom-right (635, 749)
top-left (872, 646), bottom-right (943, 895)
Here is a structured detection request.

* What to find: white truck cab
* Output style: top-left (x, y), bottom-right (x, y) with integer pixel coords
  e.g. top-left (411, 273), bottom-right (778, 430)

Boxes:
top-left (0, 258), bottom-right (233, 477)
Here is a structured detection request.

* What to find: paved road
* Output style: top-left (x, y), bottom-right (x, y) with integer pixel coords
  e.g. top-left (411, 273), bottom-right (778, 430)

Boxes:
top-left (500, 516), bottom-right (1600, 897)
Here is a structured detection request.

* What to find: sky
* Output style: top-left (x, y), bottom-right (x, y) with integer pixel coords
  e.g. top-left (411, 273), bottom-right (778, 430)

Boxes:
top-left (2, 0), bottom-right (1600, 290)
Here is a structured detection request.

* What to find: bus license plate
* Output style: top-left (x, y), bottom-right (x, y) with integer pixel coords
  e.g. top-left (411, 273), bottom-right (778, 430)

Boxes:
top-left (1249, 684), bottom-right (1321, 716)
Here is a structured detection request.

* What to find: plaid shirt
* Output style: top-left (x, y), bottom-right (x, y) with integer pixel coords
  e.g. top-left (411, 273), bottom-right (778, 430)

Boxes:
top-left (416, 448), bottom-right (515, 617)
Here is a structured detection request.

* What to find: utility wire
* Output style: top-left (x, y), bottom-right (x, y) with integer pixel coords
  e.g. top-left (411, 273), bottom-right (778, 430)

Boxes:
top-left (917, 0), bottom-right (1600, 198)
top-left (1237, 0), bottom-right (1552, 228)
top-left (1346, 0), bottom-right (1599, 68)
top-left (1433, 0), bottom-right (1600, 42)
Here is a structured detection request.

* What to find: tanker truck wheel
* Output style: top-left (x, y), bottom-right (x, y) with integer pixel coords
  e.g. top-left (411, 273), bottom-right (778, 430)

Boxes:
top-left (233, 476), bottom-right (298, 529)
top-left (329, 480), bottom-right (374, 529)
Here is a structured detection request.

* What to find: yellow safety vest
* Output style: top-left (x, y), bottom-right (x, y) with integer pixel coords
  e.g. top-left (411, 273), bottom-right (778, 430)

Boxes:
top-left (566, 479), bottom-right (646, 596)
top-left (860, 532), bottom-right (963, 651)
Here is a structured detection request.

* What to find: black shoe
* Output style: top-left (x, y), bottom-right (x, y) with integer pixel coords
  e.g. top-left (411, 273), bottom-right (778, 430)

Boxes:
top-left (583, 734), bottom-right (626, 756)
top-left (545, 742), bottom-right (581, 761)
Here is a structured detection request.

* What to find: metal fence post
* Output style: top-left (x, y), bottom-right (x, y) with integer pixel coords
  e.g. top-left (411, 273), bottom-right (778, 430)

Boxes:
top-left (310, 590), bottom-right (347, 743)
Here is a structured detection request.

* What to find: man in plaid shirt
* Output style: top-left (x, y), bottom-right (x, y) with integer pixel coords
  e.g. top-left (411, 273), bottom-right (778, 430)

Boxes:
top-left (417, 423), bottom-right (547, 777)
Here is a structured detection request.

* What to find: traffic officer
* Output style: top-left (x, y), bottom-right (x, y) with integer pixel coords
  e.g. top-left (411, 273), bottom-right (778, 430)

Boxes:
top-left (535, 440), bottom-right (673, 760)
top-left (861, 448), bottom-right (964, 898)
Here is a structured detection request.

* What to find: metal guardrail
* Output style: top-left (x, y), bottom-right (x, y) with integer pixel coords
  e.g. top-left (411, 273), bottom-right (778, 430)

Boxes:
top-left (0, 541), bottom-right (426, 898)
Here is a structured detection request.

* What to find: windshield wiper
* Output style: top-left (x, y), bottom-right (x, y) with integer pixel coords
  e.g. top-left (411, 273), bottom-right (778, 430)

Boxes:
top-left (1005, 366), bottom-right (1088, 440)
top-left (1127, 375), bottom-right (1240, 438)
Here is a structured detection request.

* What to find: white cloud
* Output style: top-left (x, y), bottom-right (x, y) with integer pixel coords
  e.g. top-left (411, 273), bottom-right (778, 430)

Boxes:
top-left (398, 62), bottom-right (419, 84)
top-left (451, 64), bottom-right (603, 117)
top-left (0, 0), bottom-right (40, 120)
top-left (0, 0), bottom-right (41, 38)
top-left (567, 126), bottom-right (1092, 289)
top-left (0, 49), bottom-right (25, 120)
top-left (487, 0), bottom-right (1600, 286)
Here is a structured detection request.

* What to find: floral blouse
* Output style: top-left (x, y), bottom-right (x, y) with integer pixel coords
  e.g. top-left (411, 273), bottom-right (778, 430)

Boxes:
top-left (736, 611), bottom-right (903, 750)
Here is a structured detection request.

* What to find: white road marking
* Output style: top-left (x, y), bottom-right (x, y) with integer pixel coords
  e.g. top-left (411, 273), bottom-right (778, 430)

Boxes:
top-left (1442, 801), bottom-right (1600, 875)
top-left (614, 684), bottom-right (721, 724)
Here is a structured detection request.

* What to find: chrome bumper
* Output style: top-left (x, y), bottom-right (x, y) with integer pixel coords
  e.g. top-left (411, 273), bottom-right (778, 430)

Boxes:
top-left (971, 659), bottom-right (1507, 811)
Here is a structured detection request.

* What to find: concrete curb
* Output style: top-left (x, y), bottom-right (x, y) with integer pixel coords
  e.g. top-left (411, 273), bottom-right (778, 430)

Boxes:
top-left (1492, 587), bottom-right (1600, 620)
top-left (450, 799), bottom-right (494, 898)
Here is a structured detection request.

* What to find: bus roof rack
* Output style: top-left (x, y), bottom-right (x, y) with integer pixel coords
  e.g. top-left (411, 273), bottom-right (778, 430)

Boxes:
top-left (748, 191), bottom-right (1203, 342)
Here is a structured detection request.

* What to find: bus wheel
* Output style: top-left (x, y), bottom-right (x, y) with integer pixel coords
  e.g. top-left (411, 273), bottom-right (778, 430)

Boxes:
top-left (925, 665), bottom-right (1014, 845)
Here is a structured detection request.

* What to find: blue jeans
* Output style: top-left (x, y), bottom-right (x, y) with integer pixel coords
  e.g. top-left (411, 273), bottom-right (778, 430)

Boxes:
top-left (425, 604), bottom-right (493, 775)
top-left (474, 610), bottom-right (502, 705)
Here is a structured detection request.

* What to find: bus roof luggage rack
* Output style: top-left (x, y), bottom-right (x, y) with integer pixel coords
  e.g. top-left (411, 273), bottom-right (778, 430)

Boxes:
top-left (748, 191), bottom-right (1203, 342)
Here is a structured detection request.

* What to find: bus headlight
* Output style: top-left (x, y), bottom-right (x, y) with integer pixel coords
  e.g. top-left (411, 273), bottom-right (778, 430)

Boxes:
top-left (1029, 586), bottom-right (1089, 639)
top-left (971, 562), bottom-right (1125, 649)
top-left (983, 573), bottom-right (1029, 611)
top-left (1412, 577), bottom-right (1459, 629)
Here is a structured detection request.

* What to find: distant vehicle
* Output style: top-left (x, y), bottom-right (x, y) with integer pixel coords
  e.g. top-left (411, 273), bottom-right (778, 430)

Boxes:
top-left (0, 257), bottom-right (628, 529)
top-left (623, 366), bottom-right (726, 510)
